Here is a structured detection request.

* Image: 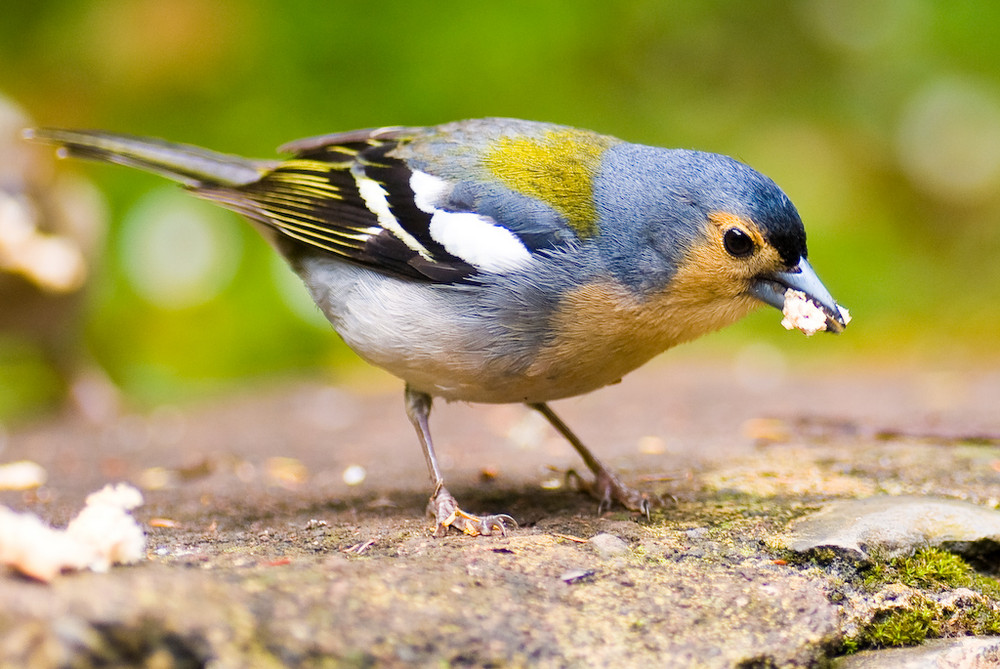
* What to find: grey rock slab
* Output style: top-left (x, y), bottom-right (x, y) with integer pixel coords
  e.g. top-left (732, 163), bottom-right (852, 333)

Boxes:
top-left (588, 532), bottom-right (629, 558)
top-left (835, 635), bottom-right (1000, 668)
top-left (0, 544), bottom-right (840, 668)
top-left (783, 496), bottom-right (1000, 558)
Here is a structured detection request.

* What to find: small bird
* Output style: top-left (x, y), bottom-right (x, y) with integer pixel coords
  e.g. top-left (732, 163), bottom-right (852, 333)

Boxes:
top-left (27, 118), bottom-right (848, 536)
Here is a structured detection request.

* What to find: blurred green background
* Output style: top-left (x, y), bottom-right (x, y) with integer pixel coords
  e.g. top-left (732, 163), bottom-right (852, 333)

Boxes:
top-left (2, 0), bottom-right (999, 420)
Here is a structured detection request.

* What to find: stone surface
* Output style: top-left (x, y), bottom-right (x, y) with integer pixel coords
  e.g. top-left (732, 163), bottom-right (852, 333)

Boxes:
top-left (783, 496), bottom-right (1000, 559)
top-left (836, 636), bottom-right (1000, 668)
top-left (1, 361), bottom-right (999, 666)
top-left (0, 548), bottom-right (839, 667)
top-left (588, 532), bottom-right (629, 558)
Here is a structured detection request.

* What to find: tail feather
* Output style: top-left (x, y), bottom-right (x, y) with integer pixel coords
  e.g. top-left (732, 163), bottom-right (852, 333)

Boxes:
top-left (24, 128), bottom-right (268, 189)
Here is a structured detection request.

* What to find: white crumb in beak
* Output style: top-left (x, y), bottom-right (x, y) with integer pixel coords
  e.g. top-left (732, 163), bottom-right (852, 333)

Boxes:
top-left (0, 483), bottom-right (145, 582)
top-left (780, 289), bottom-right (830, 336)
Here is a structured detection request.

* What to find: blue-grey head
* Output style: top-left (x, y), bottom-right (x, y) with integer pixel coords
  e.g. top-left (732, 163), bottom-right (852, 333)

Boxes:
top-left (594, 144), bottom-right (847, 334)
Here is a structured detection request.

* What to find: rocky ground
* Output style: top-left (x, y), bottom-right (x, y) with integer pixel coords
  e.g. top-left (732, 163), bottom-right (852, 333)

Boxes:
top-left (1, 359), bottom-right (999, 667)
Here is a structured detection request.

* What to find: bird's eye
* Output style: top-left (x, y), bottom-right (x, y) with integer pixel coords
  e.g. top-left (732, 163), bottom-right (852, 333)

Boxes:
top-left (723, 228), bottom-right (755, 258)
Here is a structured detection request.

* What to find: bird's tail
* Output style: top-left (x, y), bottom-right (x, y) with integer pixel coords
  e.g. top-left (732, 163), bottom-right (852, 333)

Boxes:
top-left (24, 128), bottom-right (268, 189)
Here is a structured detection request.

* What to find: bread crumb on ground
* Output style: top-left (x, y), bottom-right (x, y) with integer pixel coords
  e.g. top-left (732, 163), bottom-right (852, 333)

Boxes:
top-left (0, 483), bottom-right (145, 582)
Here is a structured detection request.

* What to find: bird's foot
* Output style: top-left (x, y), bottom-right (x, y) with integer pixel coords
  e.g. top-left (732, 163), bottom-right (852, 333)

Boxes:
top-left (428, 485), bottom-right (517, 538)
top-left (566, 468), bottom-right (659, 519)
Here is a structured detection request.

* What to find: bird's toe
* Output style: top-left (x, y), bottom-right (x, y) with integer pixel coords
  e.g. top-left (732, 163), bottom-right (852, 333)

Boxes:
top-left (429, 486), bottom-right (517, 537)
top-left (568, 467), bottom-right (660, 519)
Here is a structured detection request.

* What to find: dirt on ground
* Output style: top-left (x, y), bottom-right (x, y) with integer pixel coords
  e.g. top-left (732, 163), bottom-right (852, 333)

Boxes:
top-left (1, 359), bottom-right (999, 667)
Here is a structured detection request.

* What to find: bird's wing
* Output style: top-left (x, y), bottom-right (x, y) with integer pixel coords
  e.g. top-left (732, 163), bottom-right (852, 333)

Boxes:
top-left (196, 124), bottom-right (589, 283)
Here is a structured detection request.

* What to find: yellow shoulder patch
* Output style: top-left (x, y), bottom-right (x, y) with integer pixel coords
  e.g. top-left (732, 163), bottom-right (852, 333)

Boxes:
top-left (484, 129), bottom-right (618, 239)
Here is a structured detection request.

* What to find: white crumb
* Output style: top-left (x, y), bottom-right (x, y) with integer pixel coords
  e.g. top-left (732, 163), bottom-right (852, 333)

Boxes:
top-left (0, 190), bottom-right (87, 293)
top-left (17, 234), bottom-right (88, 292)
top-left (0, 483), bottom-right (146, 582)
top-left (780, 289), bottom-right (830, 336)
top-left (0, 460), bottom-right (47, 490)
top-left (0, 508), bottom-right (88, 581)
top-left (66, 484), bottom-right (146, 572)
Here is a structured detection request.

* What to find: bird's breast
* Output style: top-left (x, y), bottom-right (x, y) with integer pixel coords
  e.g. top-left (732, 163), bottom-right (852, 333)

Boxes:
top-left (527, 278), bottom-right (762, 396)
top-left (293, 257), bottom-right (758, 405)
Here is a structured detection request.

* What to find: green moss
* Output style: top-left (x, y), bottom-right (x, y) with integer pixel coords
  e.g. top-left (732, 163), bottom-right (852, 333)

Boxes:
top-left (952, 600), bottom-right (1000, 636)
top-left (893, 548), bottom-right (974, 589)
top-left (840, 637), bottom-right (860, 655)
top-left (629, 617), bottom-right (648, 632)
top-left (844, 547), bottom-right (1000, 653)
top-left (863, 598), bottom-right (940, 648)
top-left (775, 546), bottom-right (840, 568)
top-left (841, 596), bottom-right (942, 652)
top-left (861, 547), bottom-right (1000, 593)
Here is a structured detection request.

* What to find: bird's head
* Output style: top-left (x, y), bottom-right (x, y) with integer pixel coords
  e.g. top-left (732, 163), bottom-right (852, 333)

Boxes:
top-left (595, 145), bottom-right (847, 336)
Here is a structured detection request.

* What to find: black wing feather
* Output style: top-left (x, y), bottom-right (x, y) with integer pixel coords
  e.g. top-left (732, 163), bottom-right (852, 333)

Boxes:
top-left (196, 132), bottom-right (478, 283)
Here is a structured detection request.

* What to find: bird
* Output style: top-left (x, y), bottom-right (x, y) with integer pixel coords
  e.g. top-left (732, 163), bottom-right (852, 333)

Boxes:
top-left (26, 118), bottom-right (849, 536)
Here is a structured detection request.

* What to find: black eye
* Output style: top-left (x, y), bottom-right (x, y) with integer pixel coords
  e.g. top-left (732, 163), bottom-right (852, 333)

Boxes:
top-left (723, 228), bottom-right (755, 258)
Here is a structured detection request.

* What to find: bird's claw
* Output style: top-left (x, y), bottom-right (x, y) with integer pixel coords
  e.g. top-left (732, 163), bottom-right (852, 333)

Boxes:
top-left (566, 468), bottom-right (658, 520)
top-left (428, 486), bottom-right (517, 538)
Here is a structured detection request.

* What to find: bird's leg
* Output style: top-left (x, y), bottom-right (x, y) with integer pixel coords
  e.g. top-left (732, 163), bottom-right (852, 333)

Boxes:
top-left (404, 385), bottom-right (516, 537)
top-left (529, 402), bottom-right (655, 518)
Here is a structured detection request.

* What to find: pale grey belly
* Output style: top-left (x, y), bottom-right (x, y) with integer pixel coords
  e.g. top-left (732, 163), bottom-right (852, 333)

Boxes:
top-left (296, 258), bottom-right (628, 403)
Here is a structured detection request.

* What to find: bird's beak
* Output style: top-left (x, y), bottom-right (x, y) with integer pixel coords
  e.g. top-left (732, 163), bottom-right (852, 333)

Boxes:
top-left (749, 258), bottom-right (848, 334)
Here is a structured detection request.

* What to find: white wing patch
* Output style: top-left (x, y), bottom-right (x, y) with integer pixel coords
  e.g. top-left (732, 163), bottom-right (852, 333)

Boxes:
top-left (410, 169), bottom-right (532, 273)
top-left (356, 175), bottom-right (433, 260)
top-left (409, 170), bottom-right (451, 213)
top-left (428, 210), bottom-right (531, 273)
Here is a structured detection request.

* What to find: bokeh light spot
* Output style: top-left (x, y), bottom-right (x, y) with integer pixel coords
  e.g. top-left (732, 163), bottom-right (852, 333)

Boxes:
top-left (800, 0), bottom-right (926, 53)
top-left (897, 77), bottom-right (1000, 203)
top-left (119, 188), bottom-right (242, 309)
